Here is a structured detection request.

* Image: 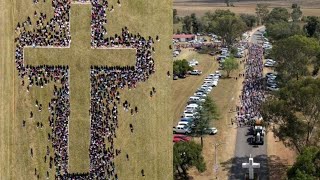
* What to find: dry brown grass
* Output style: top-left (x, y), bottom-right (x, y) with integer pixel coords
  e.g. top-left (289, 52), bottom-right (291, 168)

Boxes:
top-left (1, 0), bottom-right (173, 179)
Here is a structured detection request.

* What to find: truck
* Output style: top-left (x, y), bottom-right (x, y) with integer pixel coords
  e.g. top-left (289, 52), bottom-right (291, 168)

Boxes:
top-left (251, 118), bottom-right (265, 145)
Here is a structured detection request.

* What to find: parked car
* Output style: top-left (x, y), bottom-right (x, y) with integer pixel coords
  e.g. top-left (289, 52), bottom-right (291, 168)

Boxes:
top-left (215, 71), bottom-right (222, 77)
top-left (264, 62), bottom-right (274, 67)
top-left (205, 127), bottom-right (218, 135)
top-left (173, 137), bottom-right (184, 143)
top-left (173, 125), bottom-right (192, 134)
top-left (190, 70), bottom-right (202, 75)
top-left (174, 134), bottom-right (192, 141)
top-left (267, 85), bottom-right (279, 91)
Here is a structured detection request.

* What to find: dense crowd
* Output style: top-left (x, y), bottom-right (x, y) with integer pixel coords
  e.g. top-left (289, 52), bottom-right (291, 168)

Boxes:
top-left (236, 44), bottom-right (265, 126)
top-left (15, 0), bottom-right (155, 179)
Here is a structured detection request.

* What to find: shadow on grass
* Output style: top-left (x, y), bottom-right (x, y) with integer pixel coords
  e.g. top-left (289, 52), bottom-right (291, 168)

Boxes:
top-left (220, 154), bottom-right (289, 180)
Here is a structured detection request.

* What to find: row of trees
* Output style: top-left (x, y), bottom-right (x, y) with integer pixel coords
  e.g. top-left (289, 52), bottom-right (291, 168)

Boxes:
top-left (260, 5), bottom-right (320, 179)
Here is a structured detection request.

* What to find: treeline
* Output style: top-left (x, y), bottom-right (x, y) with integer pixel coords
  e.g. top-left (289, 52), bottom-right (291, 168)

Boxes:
top-left (259, 4), bottom-right (320, 179)
top-left (174, 9), bottom-right (254, 45)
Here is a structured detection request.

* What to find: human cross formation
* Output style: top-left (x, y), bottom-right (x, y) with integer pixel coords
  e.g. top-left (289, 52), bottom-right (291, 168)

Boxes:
top-left (15, 0), bottom-right (161, 179)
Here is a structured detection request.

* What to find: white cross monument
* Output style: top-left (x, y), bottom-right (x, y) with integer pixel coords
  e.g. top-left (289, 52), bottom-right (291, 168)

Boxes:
top-left (242, 154), bottom-right (260, 180)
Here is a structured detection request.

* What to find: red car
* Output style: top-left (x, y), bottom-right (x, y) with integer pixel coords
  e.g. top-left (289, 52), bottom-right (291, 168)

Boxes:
top-left (173, 134), bottom-right (191, 142)
top-left (173, 137), bottom-right (185, 143)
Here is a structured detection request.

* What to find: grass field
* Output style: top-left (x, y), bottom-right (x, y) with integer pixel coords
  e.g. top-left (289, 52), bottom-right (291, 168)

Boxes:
top-left (0, 0), bottom-right (173, 179)
top-left (173, 0), bottom-right (320, 17)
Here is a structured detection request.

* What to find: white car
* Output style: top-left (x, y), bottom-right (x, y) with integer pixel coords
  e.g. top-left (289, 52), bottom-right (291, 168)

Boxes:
top-left (264, 62), bottom-right (274, 67)
top-left (265, 59), bottom-right (276, 64)
top-left (205, 127), bottom-right (218, 135)
top-left (194, 91), bottom-right (206, 97)
top-left (190, 70), bottom-right (202, 75)
top-left (215, 71), bottom-right (222, 77)
top-left (173, 125), bottom-right (191, 134)
top-left (212, 80), bottom-right (218, 87)
top-left (267, 85), bottom-right (279, 91)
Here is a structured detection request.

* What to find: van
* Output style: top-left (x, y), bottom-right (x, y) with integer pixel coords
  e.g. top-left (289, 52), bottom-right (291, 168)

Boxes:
top-left (186, 104), bottom-right (199, 111)
top-left (189, 96), bottom-right (200, 102)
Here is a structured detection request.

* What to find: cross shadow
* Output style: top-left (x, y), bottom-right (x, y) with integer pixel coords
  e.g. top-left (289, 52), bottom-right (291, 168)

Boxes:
top-left (220, 154), bottom-right (288, 180)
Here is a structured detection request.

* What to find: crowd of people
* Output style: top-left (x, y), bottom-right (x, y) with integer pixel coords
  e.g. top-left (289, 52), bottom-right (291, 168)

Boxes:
top-left (15, 0), bottom-right (156, 179)
top-left (236, 44), bottom-right (265, 126)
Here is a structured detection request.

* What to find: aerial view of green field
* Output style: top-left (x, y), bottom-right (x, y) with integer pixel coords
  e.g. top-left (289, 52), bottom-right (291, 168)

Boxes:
top-left (0, 0), bottom-right (172, 179)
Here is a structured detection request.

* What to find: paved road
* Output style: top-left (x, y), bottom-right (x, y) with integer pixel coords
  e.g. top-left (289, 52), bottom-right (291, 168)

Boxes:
top-left (229, 26), bottom-right (269, 180)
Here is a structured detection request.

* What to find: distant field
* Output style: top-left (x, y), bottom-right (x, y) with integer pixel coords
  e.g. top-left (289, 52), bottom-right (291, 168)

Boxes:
top-left (0, 0), bottom-right (172, 179)
top-left (174, 0), bottom-right (320, 17)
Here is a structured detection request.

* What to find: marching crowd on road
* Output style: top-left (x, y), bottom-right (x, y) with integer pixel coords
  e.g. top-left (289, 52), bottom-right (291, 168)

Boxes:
top-left (15, 0), bottom-right (155, 179)
top-left (236, 44), bottom-right (265, 127)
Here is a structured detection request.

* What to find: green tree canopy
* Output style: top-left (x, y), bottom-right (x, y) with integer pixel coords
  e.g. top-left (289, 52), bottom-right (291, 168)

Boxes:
top-left (173, 141), bottom-right (206, 179)
top-left (255, 4), bottom-right (269, 25)
top-left (287, 146), bottom-right (320, 179)
top-left (266, 7), bottom-right (290, 24)
top-left (262, 78), bottom-right (320, 153)
top-left (240, 14), bottom-right (257, 29)
top-left (304, 16), bottom-right (320, 39)
top-left (271, 35), bottom-right (320, 81)
top-left (223, 57), bottom-right (239, 77)
top-left (291, 5), bottom-right (303, 22)
top-left (266, 21), bottom-right (302, 41)
top-left (212, 15), bottom-right (246, 45)
top-left (191, 97), bottom-right (219, 146)
top-left (173, 59), bottom-right (193, 76)
top-left (173, 9), bottom-right (179, 24)
top-left (182, 15), bottom-right (192, 33)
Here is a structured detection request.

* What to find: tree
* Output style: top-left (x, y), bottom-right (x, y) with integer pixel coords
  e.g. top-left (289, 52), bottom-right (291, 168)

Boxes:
top-left (287, 146), bottom-right (320, 179)
top-left (191, 97), bottom-right (219, 147)
top-left (240, 14), bottom-right (257, 29)
top-left (225, 0), bottom-right (230, 7)
top-left (266, 7), bottom-right (290, 24)
top-left (304, 16), bottom-right (320, 39)
top-left (201, 10), bottom-right (235, 33)
top-left (255, 4), bottom-right (269, 25)
top-left (291, 5), bottom-right (303, 22)
top-left (173, 141), bottom-right (206, 179)
top-left (261, 78), bottom-right (320, 153)
top-left (266, 21), bottom-right (302, 40)
top-left (190, 13), bottom-right (202, 33)
top-left (212, 15), bottom-right (246, 45)
top-left (182, 16), bottom-right (192, 33)
top-left (173, 59), bottom-right (193, 76)
top-left (271, 35), bottom-right (320, 81)
top-left (223, 57), bottom-right (239, 77)
top-left (173, 9), bottom-right (179, 24)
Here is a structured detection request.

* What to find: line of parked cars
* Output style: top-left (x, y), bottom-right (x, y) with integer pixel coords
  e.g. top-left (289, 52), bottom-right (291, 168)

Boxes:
top-left (173, 71), bottom-right (220, 142)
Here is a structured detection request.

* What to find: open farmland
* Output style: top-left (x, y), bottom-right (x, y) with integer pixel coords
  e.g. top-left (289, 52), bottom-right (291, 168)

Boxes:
top-left (174, 0), bottom-right (320, 17)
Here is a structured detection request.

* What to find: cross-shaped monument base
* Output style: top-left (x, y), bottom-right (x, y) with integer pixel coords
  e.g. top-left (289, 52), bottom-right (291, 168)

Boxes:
top-left (242, 154), bottom-right (260, 180)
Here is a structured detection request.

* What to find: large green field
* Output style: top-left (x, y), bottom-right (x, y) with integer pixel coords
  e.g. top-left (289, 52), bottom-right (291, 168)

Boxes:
top-left (0, 0), bottom-right (173, 179)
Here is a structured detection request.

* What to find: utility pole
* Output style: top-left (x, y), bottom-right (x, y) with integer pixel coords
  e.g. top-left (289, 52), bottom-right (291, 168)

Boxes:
top-left (214, 142), bottom-right (225, 179)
